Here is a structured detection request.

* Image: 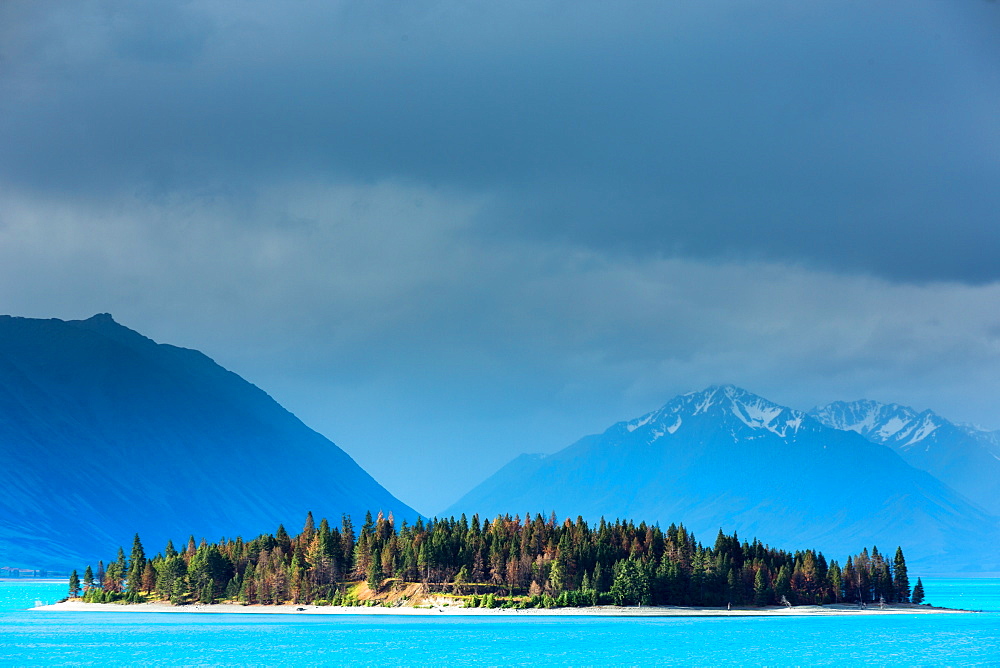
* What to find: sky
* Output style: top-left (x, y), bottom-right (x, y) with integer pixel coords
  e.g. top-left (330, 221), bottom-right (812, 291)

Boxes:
top-left (1, 0), bottom-right (999, 515)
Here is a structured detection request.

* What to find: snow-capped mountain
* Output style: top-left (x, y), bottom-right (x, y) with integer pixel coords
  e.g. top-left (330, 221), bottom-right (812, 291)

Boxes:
top-left (811, 399), bottom-right (948, 452)
top-left (621, 385), bottom-right (808, 440)
top-left (446, 385), bottom-right (998, 571)
top-left (811, 399), bottom-right (1000, 515)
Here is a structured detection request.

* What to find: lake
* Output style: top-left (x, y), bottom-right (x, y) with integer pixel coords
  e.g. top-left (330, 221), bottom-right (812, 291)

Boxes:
top-left (2, 579), bottom-right (999, 665)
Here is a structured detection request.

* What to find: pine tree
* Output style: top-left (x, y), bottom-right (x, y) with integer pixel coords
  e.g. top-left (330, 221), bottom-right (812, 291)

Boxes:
top-left (225, 576), bottom-right (240, 601)
top-left (773, 564), bottom-right (791, 603)
top-left (104, 560), bottom-right (124, 593)
top-left (141, 560), bottom-right (156, 594)
top-left (827, 561), bottom-right (843, 603)
top-left (130, 534), bottom-right (145, 570)
top-left (83, 565), bottom-right (95, 592)
top-left (893, 547), bottom-right (910, 603)
top-left (549, 558), bottom-right (566, 594)
top-left (610, 558), bottom-right (650, 606)
top-left (171, 576), bottom-right (187, 605)
top-left (911, 578), bottom-right (925, 605)
top-left (165, 540), bottom-right (178, 558)
top-left (592, 562), bottom-right (607, 593)
top-left (340, 515), bottom-right (355, 573)
top-left (301, 512), bottom-right (316, 545)
top-left (201, 580), bottom-right (215, 604)
top-left (753, 567), bottom-right (769, 606)
top-left (68, 570), bottom-right (81, 598)
top-left (127, 534), bottom-right (145, 593)
top-left (877, 562), bottom-right (893, 604)
top-left (367, 548), bottom-right (383, 591)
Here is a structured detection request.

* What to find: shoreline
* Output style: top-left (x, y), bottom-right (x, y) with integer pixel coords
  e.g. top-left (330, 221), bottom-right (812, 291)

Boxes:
top-left (31, 600), bottom-right (974, 617)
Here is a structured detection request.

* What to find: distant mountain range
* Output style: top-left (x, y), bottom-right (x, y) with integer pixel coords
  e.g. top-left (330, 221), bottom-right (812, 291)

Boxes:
top-left (4, 313), bottom-right (996, 575)
top-left (0, 314), bottom-right (416, 570)
top-left (445, 385), bottom-right (999, 572)
top-left (810, 400), bottom-right (1000, 516)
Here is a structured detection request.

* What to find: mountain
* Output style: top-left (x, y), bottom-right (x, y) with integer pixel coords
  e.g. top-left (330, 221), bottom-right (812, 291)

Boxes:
top-left (0, 314), bottom-right (417, 570)
top-left (810, 400), bottom-right (1000, 515)
top-left (445, 385), bottom-right (998, 572)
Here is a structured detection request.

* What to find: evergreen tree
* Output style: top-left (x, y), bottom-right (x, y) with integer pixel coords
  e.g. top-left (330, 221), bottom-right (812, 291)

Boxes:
top-left (827, 561), bottom-right (843, 603)
top-left (773, 565), bottom-right (791, 603)
top-left (104, 560), bottom-right (125, 593)
top-left (877, 562), bottom-right (893, 604)
top-left (130, 534), bottom-right (145, 571)
top-left (340, 515), bottom-right (356, 573)
top-left (200, 580), bottom-right (216, 604)
top-left (71, 511), bottom-right (924, 612)
top-left (301, 512), bottom-right (316, 545)
top-left (83, 565), bottom-right (95, 592)
top-left (116, 546), bottom-right (128, 574)
top-left (549, 558), bottom-right (567, 594)
top-left (911, 578), bottom-right (925, 605)
top-left (893, 547), bottom-right (910, 603)
top-left (170, 576), bottom-right (188, 605)
top-left (610, 558), bottom-right (650, 606)
top-left (592, 561), bottom-right (607, 593)
top-left (753, 567), bottom-right (769, 606)
top-left (126, 534), bottom-right (145, 593)
top-left (68, 570), bottom-right (81, 598)
top-left (367, 548), bottom-right (383, 590)
top-left (164, 540), bottom-right (178, 558)
top-left (141, 560), bottom-right (156, 594)
top-left (224, 576), bottom-right (240, 601)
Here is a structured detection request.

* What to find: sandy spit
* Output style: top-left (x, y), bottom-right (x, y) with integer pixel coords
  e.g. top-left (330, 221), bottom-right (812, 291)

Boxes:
top-left (30, 601), bottom-right (973, 617)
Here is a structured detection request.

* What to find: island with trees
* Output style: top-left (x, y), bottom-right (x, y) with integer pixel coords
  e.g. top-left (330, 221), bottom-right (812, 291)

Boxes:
top-left (61, 511), bottom-right (932, 613)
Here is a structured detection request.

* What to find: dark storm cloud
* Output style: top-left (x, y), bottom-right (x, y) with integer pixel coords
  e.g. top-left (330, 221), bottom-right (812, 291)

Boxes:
top-left (2, 0), bottom-right (998, 282)
top-left (3, 1), bottom-right (1000, 512)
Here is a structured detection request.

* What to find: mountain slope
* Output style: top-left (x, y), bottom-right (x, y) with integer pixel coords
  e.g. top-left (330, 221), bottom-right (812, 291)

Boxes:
top-left (0, 314), bottom-right (417, 570)
top-left (446, 386), bottom-right (998, 571)
top-left (810, 400), bottom-right (1000, 515)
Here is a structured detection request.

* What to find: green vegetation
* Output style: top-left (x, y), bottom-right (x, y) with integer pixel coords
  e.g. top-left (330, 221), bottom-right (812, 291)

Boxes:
top-left (76, 511), bottom-right (918, 608)
top-left (68, 570), bottom-right (80, 598)
top-left (911, 577), bottom-right (925, 605)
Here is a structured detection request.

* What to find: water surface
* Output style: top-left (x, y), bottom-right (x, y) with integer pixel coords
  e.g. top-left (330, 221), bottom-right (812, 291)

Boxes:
top-left (2, 579), bottom-right (998, 666)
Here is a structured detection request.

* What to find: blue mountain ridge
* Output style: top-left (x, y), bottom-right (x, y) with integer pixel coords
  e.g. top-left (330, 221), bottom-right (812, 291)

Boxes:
top-left (0, 314), bottom-right (417, 570)
top-left (445, 385), bottom-right (999, 572)
top-left (810, 399), bottom-right (1000, 516)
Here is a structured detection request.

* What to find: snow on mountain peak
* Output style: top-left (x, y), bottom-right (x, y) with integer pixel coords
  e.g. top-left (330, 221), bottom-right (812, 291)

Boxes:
top-left (809, 399), bottom-right (948, 450)
top-left (625, 385), bottom-right (808, 439)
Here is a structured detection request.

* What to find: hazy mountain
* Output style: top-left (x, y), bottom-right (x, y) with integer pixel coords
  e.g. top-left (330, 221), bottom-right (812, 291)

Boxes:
top-left (446, 385), bottom-right (998, 572)
top-left (0, 314), bottom-right (417, 570)
top-left (810, 400), bottom-right (1000, 515)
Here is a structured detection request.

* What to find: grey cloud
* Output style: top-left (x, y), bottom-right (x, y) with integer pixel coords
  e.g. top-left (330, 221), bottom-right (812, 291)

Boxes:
top-left (3, 184), bottom-right (1000, 511)
top-left (2, 1), bottom-right (998, 281)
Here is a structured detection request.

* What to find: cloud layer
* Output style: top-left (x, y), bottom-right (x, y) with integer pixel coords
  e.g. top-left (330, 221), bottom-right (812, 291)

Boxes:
top-left (2, 1), bottom-right (998, 512)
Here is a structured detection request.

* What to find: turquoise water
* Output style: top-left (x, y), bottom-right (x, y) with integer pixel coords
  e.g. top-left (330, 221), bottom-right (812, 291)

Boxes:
top-left (2, 580), bottom-right (999, 666)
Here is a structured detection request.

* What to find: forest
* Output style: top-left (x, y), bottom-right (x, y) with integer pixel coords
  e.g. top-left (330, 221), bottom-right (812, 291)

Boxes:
top-left (69, 511), bottom-right (924, 609)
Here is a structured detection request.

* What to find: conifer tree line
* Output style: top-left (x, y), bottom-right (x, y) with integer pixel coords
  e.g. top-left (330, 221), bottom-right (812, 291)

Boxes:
top-left (71, 511), bottom-right (923, 608)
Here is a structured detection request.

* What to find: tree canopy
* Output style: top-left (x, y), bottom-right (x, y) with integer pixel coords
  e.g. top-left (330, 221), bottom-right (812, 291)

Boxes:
top-left (76, 511), bottom-right (915, 608)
